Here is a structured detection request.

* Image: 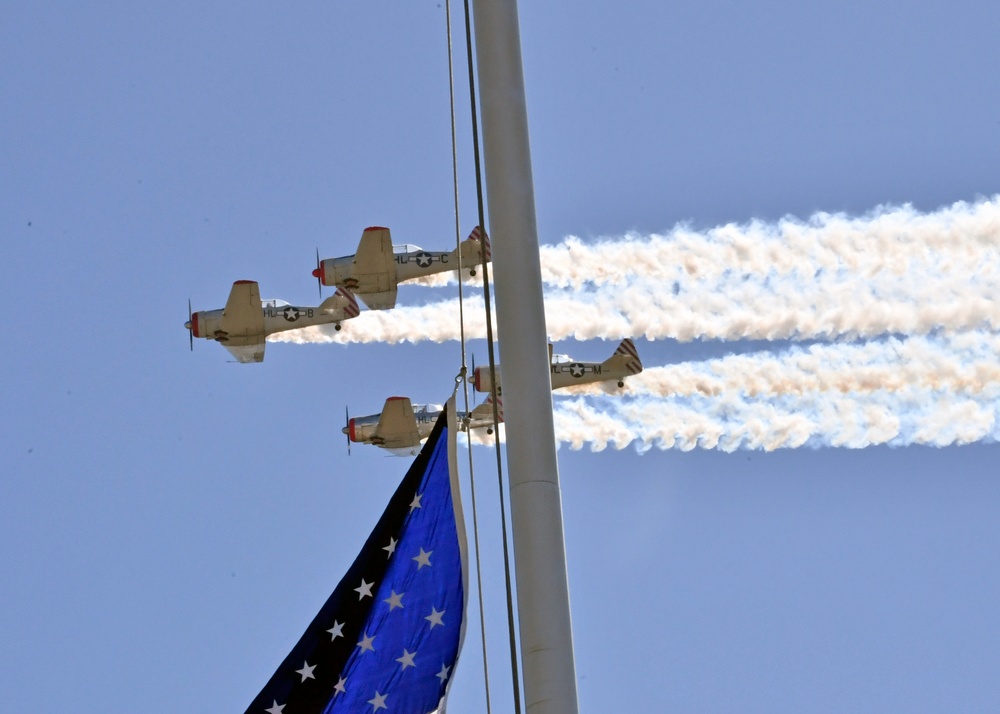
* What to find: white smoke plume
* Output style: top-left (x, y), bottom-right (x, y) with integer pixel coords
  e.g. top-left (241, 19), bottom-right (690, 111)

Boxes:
top-left (404, 197), bottom-right (1000, 289)
top-left (540, 197), bottom-right (1000, 289)
top-left (560, 331), bottom-right (1000, 399)
top-left (276, 198), bottom-right (1000, 451)
top-left (552, 332), bottom-right (1000, 452)
top-left (274, 197), bottom-right (1000, 345)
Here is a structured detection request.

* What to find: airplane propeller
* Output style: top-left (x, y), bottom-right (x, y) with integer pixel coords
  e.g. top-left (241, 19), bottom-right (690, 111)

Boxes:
top-left (314, 248), bottom-right (323, 299)
top-left (185, 299), bottom-right (194, 351)
top-left (345, 405), bottom-right (351, 456)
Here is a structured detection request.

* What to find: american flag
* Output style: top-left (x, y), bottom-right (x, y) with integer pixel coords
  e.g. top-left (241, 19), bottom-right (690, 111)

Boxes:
top-left (244, 402), bottom-right (466, 714)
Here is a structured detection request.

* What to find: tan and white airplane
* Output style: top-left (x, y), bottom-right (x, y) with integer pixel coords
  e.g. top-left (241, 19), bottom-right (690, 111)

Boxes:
top-left (472, 338), bottom-right (643, 394)
top-left (184, 280), bottom-right (360, 363)
top-left (312, 225), bottom-right (490, 310)
top-left (344, 394), bottom-right (503, 456)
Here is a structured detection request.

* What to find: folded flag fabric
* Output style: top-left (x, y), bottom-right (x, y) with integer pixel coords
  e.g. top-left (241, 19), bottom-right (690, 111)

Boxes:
top-left (244, 400), bottom-right (467, 714)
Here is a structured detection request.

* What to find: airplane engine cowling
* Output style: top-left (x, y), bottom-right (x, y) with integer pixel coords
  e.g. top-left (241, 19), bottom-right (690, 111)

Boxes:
top-left (318, 259), bottom-right (354, 288)
top-left (346, 417), bottom-right (379, 444)
top-left (472, 366), bottom-right (497, 393)
top-left (191, 310), bottom-right (225, 340)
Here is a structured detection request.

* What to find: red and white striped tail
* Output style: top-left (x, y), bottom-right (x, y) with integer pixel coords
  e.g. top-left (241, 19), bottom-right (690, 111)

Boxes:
top-left (338, 288), bottom-right (361, 318)
top-left (485, 393), bottom-right (504, 422)
top-left (615, 338), bottom-right (643, 375)
top-left (469, 225), bottom-right (491, 262)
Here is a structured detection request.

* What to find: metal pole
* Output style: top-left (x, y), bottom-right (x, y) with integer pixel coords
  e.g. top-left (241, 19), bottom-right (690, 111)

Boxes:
top-left (470, 2), bottom-right (580, 712)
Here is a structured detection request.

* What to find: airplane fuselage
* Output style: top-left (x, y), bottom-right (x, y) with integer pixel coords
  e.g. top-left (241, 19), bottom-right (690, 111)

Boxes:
top-left (319, 247), bottom-right (480, 288)
top-left (190, 303), bottom-right (348, 342)
top-left (473, 339), bottom-right (642, 394)
top-left (347, 406), bottom-right (440, 446)
top-left (345, 403), bottom-right (498, 449)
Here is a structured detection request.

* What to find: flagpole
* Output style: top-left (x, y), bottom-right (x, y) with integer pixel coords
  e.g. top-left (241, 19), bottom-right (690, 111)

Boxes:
top-left (470, 2), bottom-right (580, 712)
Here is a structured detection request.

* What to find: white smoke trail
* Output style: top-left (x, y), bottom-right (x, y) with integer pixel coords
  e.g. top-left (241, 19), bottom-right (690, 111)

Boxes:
top-left (553, 388), bottom-right (1000, 452)
top-left (539, 196), bottom-right (1000, 289)
top-left (561, 331), bottom-right (1000, 398)
top-left (271, 300), bottom-right (487, 345)
top-left (551, 331), bottom-right (1000, 452)
top-left (272, 198), bottom-right (1000, 346)
top-left (272, 268), bottom-right (1000, 345)
top-left (399, 197), bottom-right (1000, 289)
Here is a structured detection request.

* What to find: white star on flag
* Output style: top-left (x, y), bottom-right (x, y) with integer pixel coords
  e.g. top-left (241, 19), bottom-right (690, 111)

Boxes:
top-left (383, 537), bottom-right (397, 557)
top-left (333, 675), bottom-right (346, 695)
top-left (425, 607), bottom-right (445, 629)
top-left (383, 590), bottom-right (405, 610)
top-left (368, 690), bottom-right (388, 711)
top-left (396, 649), bottom-right (417, 670)
top-left (413, 547), bottom-right (433, 569)
top-left (265, 701), bottom-right (285, 714)
top-left (295, 661), bottom-right (316, 682)
top-left (354, 578), bottom-right (374, 599)
top-left (357, 632), bottom-right (376, 653)
top-left (409, 493), bottom-right (423, 510)
top-left (327, 620), bottom-right (344, 640)
top-left (436, 664), bottom-right (451, 683)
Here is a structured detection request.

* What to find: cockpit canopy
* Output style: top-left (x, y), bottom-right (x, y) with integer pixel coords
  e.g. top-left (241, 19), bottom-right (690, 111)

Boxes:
top-left (393, 243), bottom-right (423, 254)
top-left (260, 298), bottom-right (291, 308)
top-left (414, 403), bottom-right (444, 415)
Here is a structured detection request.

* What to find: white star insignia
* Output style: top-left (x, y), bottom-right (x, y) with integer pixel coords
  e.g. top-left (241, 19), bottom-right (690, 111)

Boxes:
top-left (354, 578), bottom-right (374, 599)
top-left (333, 675), bottom-right (347, 695)
top-left (412, 547), bottom-right (433, 569)
top-left (436, 663), bottom-right (451, 683)
top-left (396, 648), bottom-right (417, 669)
top-left (383, 589), bottom-right (405, 610)
top-left (357, 632), bottom-right (376, 653)
top-left (409, 492), bottom-right (423, 510)
top-left (327, 620), bottom-right (345, 640)
top-left (368, 690), bottom-right (388, 711)
top-left (295, 660), bottom-right (316, 682)
top-left (425, 607), bottom-right (445, 628)
top-left (265, 702), bottom-right (285, 714)
top-left (383, 537), bottom-right (397, 557)
top-left (415, 252), bottom-right (433, 268)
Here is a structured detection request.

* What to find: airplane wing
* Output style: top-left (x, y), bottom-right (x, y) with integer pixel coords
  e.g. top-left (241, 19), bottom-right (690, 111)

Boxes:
top-left (469, 394), bottom-right (503, 430)
top-left (351, 227), bottom-right (397, 310)
top-left (373, 396), bottom-right (423, 449)
top-left (220, 280), bottom-right (266, 338)
top-left (211, 280), bottom-right (267, 362)
top-left (222, 337), bottom-right (266, 363)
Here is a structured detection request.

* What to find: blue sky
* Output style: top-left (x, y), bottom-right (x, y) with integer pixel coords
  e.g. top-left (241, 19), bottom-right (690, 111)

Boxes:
top-left (3, 2), bottom-right (1000, 712)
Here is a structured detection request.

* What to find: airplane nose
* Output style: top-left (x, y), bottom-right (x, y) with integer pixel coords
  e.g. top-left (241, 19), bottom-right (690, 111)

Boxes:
top-left (184, 320), bottom-right (192, 330)
top-left (347, 418), bottom-right (356, 442)
top-left (311, 267), bottom-right (322, 279)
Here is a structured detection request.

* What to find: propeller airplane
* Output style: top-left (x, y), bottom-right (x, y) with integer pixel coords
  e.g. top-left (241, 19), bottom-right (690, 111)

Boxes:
top-left (185, 280), bottom-right (360, 363)
top-left (313, 225), bottom-right (490, 310)
top-left (472, 338), bottom-right (643, 394)
top-left (344, 394), bottom-right (503, 455)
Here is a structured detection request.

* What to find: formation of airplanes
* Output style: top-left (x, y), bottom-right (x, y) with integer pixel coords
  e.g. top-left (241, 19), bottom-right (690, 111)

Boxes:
top-left (184, 224), bottom-right (643, 453)
top-left (186, 226), bottom-right (489, 362)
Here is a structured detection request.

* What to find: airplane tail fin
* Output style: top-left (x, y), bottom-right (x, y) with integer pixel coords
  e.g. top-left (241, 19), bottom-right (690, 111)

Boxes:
top-left (471, 392), bottom-right (504, 423)
top-left (319, 288), bottom-right (361, 318)
top-left (458, 225), bottom-right (491, 264)
top-left (602, 338), bottom-right (643, 376)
